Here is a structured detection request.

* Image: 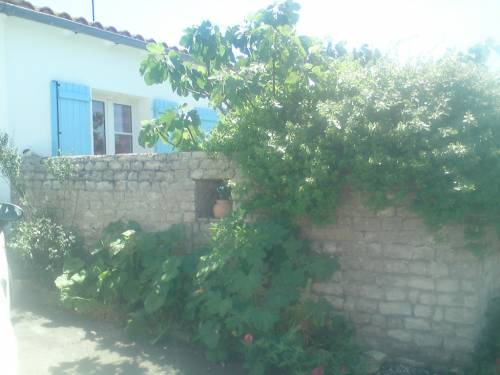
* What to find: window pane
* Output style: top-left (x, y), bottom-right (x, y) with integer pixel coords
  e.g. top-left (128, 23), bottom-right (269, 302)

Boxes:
top-left (92, 100), bottom-right (106, 155)
top-left (114, 104), bottom-right (132, 133)
top-left (115, 134), bottom-right (132, 154)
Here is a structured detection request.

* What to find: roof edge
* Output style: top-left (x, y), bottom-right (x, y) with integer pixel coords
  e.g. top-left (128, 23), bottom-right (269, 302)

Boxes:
top-left (0, 1), bottom-right (148, 50)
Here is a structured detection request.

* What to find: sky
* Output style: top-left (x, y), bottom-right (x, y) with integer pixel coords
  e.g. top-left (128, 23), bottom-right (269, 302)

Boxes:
top-left (28, 0), bottom-right (500, 62)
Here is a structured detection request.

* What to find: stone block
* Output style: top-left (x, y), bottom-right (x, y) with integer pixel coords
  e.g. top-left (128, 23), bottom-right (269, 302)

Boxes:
top-left (411, 246), bottom-right (435, 260)
top-left (445, 307), bottom-right (476, 324)
top-left (384, 244), bottom-right (413, 260)
top-left (376, 275), bottom-right (408, 287)
top-left (385, 288), bottom-right (407, 302)
top-left (408, 277), bottom-right (434, 291)
top-left (95, 181), bottom-right (113, 191)
top-left (379, 302), bottom-right (412, 316)
top-left (138, 181), bottom-right (151, 190)
top-left (377, 207), bottom-right (395, 217)
top-left (326, 295), bottom-right (344, 310)
top-left (419, 293), bottom-right (437, 305)
top-left (359, 258), bottom-right (385, 272)
top-left (360, 285), bottom-right (385, 299)
top-left (109, 161), bottom-right (122, 170)
top-left (443, 337), bottom-right (475, 352)
top-left (385, 260), bottom-right (409, 274)
top-left (190, 169), bottom-right (204, 179)
top-left (414, 304), bottom-right (433, 318)
top-left (408, 261), bottom-right (427, 276)
top-left (461, 280), bottom-right (477, 293)
top-left (93, 162), bottom-right (107, 170)
top-left (387, 317), bottom-right (404, 329)
top-left (353, 313), bottom-right (372, 324)
top-left (353, 217), bottom-right (381, 232)
top-left (115, 181), bottom-right (127, 191)
top-left (437, 293), bottom-right (465, 307)
top-left (436, 278), bottom-right (461, 293)
top-left (402, 218), bottom-right (426, 231)
top-left (432, 307), bottom-right (444, 322)
top-left (357, 298), bottom-right (379, 313)
top-left (408, 290), bottom-right (420, 304)
top-left (371, 315), bottom-right (387, 328)
top-left (139, 171), bottom-right (155, 180)
top-left (114, 171), bottom-right (127, 180)
top-left (131, 161), bottom-right (143, 171)
top-left (102, 170), bottom-right (114, 180)
top-left (456, 326), bottom-right (478, 340)
top-left (144, 161), bottom-right (161, 170)
top-left (428, 261), bottom-right (448, 277)
top-left (183, 212), bottom-right (196, 222)
top-left (387, 329), bottom-right (412, 343)
top-left (413, 332), bottom-right (442, 348)
top-left (382, 217), bottom-right (401, 231)
top-left (432, 322), bottom-right (455, 337)
top-left (404, 317), bottom-right (431, 331)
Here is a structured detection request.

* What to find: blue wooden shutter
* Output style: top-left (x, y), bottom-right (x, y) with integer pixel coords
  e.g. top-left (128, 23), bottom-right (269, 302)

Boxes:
top-left (196, 107), bottom-right (218, 133)
top-left (152, 98), bottom-right (176, 153)
top-left (50, 81), bottom-right (92, 156)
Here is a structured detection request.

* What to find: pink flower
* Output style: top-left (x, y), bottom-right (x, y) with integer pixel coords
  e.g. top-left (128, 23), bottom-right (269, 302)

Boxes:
top-left (311, 366), bottom-right (324, 375)
top-left (243, 333), bottom-right (253, 345)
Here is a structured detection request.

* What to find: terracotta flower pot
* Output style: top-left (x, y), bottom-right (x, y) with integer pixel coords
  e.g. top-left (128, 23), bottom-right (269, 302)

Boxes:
top-left (213, 199), bottom-right (232, 218)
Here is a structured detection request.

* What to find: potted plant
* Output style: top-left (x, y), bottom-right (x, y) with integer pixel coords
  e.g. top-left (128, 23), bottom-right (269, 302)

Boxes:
top-left (213, 182), bottom-right (232, 218)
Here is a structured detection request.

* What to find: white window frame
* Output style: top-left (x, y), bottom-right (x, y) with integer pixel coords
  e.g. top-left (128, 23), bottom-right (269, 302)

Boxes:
top-left (91, 93), bottom-right (136, 155)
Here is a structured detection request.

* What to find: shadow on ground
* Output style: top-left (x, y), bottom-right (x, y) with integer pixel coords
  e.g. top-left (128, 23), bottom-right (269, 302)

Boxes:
top-left (11, 280), bottom-right (243, 375)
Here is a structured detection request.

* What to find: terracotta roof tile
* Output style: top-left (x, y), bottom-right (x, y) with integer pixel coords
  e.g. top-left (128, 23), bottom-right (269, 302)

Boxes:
top-left (1, 0), bottom-right (177, 50)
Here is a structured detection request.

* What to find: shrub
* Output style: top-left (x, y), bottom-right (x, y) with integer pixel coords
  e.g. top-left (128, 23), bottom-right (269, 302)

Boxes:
top-left (56, 221), bottom-right (195, 342)
top-left (55, 216), bottom-right (363, 374)
top-left (140, 0), bottom-right (500, 246)
top-left (186, 214), bottom-right (362, 374)
top-left (7, 215), bottom-right (81, 285)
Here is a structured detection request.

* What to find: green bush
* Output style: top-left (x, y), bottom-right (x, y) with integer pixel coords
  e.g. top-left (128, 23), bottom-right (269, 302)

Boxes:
top-left (140, 0), bottom-right (500, 246)
top-left (187, 214), bottom-right (362, 374)
top-left (56, 221), bottom-right (196, 342)
top-left (7, 215), bottom-right (81, 285)
top-left (56, 216), bottom-right (362, 374)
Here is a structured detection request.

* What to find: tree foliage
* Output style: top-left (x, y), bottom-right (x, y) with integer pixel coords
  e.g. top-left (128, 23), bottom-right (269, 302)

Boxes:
top-left (140, 1), bottom-right (500, 241)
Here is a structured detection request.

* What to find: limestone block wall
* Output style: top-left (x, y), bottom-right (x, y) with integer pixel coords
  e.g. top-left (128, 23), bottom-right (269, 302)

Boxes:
top-left (19, 153), bottom-right (500, 369)
top-left (305, 190), bottom-right (500, 368)
top-left (19, 152), bottom-right (237, 247)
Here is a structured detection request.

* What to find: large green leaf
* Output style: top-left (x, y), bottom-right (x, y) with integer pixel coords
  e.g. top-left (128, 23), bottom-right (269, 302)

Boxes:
top-left (144, 289), bottom-right (166, 313)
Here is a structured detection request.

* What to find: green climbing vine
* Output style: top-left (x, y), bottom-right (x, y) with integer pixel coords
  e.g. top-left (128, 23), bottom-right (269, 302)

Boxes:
top-left (140, 1), bottom-right (500, 242)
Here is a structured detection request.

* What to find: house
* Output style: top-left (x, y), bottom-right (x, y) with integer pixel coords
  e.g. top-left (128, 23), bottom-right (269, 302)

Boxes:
top-left (0, 0), bottom-right (218, 157)
top-left (0, 0), bottom-right (217, 199)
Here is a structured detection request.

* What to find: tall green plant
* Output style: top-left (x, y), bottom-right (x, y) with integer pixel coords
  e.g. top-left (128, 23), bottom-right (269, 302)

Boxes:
top-left (186, 214), bottom-right (361, 374)
top-left (140, 1), bottom-right (500, 241)
top-left (56, 221), bottom-right (196, 342)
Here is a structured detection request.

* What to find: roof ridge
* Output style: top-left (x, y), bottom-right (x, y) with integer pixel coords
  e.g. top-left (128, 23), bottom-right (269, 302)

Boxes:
top-left (0, 0), bottom-right (180, 51)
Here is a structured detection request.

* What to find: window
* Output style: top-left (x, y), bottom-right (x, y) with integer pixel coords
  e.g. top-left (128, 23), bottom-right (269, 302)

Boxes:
top-left (91, 98), bottom-right (134, 155)
top-left (114, 104), bottom-right (133, 154)
top-left (92, 100), bottom-right (106, 155)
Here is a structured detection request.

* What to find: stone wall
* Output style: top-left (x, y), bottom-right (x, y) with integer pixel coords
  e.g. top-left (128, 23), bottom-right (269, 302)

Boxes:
top-left (19, 153), bottom-right (500, 370)
top-left (305, 190), bottom-right (500, 369)
top-left (20, 152), bottom-right (237, 247)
